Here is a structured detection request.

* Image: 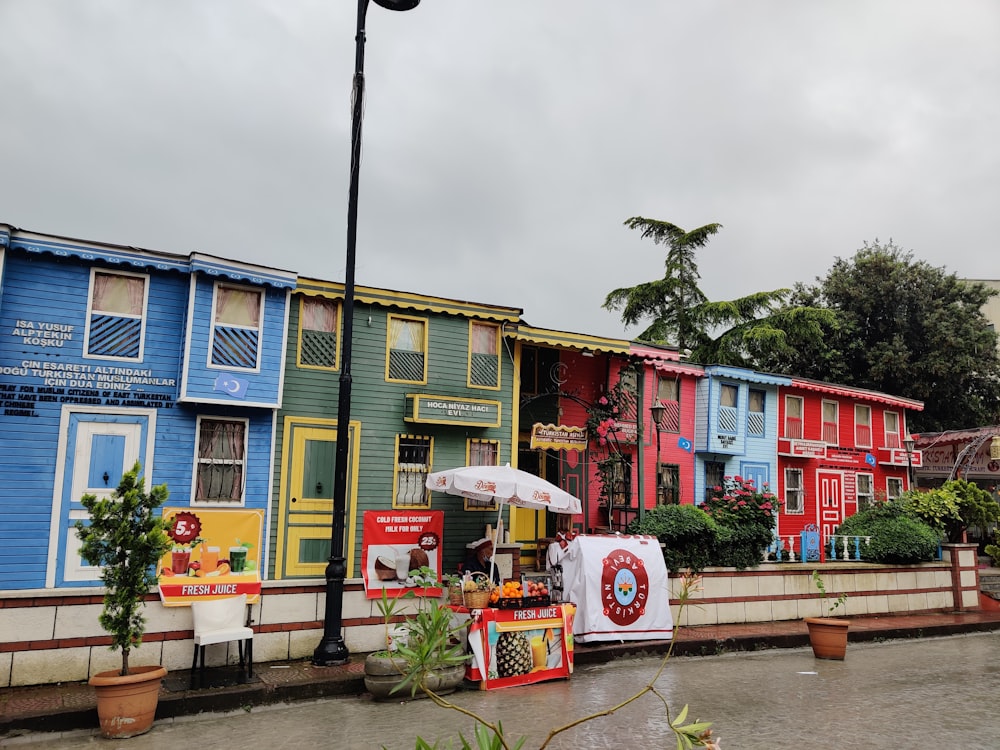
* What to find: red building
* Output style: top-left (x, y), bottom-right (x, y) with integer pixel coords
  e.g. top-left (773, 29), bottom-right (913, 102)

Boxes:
top-left (775, 377), bottom-right (923, 552)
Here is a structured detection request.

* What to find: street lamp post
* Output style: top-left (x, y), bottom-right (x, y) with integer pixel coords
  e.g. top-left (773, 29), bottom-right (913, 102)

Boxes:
top-left (649, 402), bottom-right (665, 504)
top-left (313, 0), bottom-right (420, 667)
top-left (902, 435), bottom-right (916, 491)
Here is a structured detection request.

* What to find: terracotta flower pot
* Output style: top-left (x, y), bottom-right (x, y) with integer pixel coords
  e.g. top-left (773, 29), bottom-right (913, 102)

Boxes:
top-left (89, 664), bottom-right (167, 739)
top-left (804, 617), bottom-right (850, 660)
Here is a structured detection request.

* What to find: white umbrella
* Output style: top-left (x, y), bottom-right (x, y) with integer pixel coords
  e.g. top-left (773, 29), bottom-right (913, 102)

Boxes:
top-left (426, 463), bottom-right (582, 583)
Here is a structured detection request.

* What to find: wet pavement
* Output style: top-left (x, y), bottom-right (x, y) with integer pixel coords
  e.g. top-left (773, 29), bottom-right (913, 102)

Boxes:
top-left (4, 609), bottom-right (1000, 748)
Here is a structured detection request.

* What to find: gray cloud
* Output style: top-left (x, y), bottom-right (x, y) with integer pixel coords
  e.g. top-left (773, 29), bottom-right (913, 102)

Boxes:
top-left (2, 0), bottom-right (998, 339)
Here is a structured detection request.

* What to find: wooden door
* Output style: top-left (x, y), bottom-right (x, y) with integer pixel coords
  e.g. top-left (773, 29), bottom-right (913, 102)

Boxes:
top-left (276, 420), bottom-right (359, 578)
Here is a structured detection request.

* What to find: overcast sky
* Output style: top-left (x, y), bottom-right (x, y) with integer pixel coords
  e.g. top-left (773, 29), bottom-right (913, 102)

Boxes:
top-left (2, 1), bottom-right (998, 340)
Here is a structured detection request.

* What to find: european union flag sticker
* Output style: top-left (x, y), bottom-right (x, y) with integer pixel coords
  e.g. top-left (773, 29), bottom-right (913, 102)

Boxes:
top-left (214, 373), bottom-right (249, 399)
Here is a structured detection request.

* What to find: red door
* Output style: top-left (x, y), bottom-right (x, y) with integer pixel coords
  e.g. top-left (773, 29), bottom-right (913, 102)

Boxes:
top-left (817, 470), bottom-right (843, 540)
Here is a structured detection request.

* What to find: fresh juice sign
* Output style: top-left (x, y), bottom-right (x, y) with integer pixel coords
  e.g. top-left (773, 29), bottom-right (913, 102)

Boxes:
top-left (157, 508), bottom-right (264, 606)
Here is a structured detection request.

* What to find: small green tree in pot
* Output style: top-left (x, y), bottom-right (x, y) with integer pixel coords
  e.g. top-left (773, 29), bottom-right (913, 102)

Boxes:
top-left (74, 461), bottom-right (173, 738)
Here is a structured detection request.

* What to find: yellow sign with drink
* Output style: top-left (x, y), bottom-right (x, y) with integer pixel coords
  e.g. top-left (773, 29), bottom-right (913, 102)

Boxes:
top-left (157, 508), bottom-right (264, 606)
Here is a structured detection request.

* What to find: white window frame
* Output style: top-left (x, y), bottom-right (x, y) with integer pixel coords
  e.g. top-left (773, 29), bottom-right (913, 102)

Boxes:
top-left (884, 411), bottom-right (901, 449)
top-left (192, 415), bottom-right (248, 506)
top-left (468, 321), bottom-right (501, 390)
top-left (855, 405), bottom-right (872, 448)
top-left (208, 282), bottom-right (264, 372)
top-left (856, 472), bottom-right (874, 510)
top-left (886, 476), bottom-right (904, 500)
top-left (785, 395), bottom-right (804, 439)
top-left (747, 389), bottom-right (765, 437)
top-left (718, 383), bottom-right (739, 434)
top-left (83, 269), bottom-right (149, 362)
top-left (784, 467), bottom-right (804, 514)
top-left (822, 400), bottom-right (839, 445)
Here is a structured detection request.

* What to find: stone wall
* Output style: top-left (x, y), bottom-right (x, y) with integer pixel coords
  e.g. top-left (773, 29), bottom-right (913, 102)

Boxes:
top-left (0, 545), bottom-right (979, 688)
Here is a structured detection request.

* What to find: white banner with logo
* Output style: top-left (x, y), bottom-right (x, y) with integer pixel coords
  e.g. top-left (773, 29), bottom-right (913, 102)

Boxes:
top-left (559, 534), bottom-right (672, 643)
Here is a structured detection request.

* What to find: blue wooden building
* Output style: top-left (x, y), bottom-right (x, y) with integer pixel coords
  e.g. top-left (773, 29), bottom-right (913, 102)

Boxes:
top-left (0, 223), bottom-right (295, 590)
top-left (693, 365), bottom-right (790, 503)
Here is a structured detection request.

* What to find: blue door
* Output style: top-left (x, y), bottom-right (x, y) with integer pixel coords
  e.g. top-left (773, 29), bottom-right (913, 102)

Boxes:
top-left (55, 412), bottom-right (151, 587)
top-left (740, 462), bottom-right (770, 494)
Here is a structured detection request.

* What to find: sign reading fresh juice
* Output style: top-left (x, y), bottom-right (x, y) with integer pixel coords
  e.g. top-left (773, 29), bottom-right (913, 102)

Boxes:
top-left (157, 508), bottom-right (263, 606)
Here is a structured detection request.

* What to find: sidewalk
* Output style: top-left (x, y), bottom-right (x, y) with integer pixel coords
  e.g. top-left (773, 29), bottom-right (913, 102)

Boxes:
top-left (4, 609), bottom-right (1000, 741)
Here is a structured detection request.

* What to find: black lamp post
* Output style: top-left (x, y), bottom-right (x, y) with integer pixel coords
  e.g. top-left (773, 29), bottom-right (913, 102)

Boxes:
top-left (902, 435), bottom-right (916, 491)
top-left (649, 402), bottom-right (665, 504)
top-left (313, 0), bottom-right (420, 667)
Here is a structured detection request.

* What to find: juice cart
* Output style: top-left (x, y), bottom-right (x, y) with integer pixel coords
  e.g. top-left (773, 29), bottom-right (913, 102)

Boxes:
top-left (450, 601), bottom-right (576, 690)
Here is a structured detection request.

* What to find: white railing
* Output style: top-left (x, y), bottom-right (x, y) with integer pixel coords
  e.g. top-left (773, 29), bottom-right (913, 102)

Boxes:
top-left (767, 534), bottom-right (871, 563)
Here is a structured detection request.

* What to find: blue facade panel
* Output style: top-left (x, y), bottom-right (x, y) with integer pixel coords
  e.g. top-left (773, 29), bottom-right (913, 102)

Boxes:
top-left (693, 366), bottom-right (787, 506)
top-left (180, 276), bottom-right (288, 408)
top-left (0, 241), bottom-right (288, 591)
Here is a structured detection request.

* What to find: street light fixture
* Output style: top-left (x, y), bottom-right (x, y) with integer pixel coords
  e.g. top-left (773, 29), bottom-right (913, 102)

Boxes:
top-left (902, 435), bottom-right (916, 491)
top-left (313, 0), bottom-right (420, 667)
top-left (649, 402), bottom-right (665, 504)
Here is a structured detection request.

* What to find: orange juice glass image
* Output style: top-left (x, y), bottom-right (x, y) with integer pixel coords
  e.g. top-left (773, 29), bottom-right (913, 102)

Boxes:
top-left (201, 546), bottom-right (219, 574)
top-left (531, 635), bottom-right (547, 670)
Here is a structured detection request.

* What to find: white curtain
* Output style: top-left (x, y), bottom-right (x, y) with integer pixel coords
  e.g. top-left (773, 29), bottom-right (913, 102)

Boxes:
top-left (94, 273), bottom-right (144, 315)
top-left (216, 287), bottom-right (261, 327)
top-left (302, 298), bottom-right (337, 332)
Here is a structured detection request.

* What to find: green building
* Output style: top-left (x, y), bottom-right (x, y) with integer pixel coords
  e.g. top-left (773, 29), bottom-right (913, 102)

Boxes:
top-left (270, 278), bottom-right (521, 580)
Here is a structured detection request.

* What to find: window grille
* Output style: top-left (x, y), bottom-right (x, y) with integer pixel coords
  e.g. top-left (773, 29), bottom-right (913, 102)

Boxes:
top-left (784, 468), bottom-right (804, 513)
top-left (395, 435), bottom-right (431, 507)
top-left (196, 418), bottom-right (246, 503)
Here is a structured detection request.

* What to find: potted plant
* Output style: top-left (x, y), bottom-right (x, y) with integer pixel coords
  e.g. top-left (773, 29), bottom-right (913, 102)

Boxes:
top-left (364, 567), bottom-right (469, 701)
top-left (804, 569), bottom-right (850, 660)
top-left (74, 462), bottom-right (173, 738)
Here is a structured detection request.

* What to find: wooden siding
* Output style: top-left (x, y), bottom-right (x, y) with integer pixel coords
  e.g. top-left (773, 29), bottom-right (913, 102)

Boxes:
top-left (181, 277), bottom-right (288, 407)
top-left (0, 251), bottom-right (280, 590)
top-left (273, 293), bottom-right (516, 579)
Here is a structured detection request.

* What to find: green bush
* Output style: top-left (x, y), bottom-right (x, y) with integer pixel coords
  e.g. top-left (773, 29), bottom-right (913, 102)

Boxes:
top-left (899, 487), bottom-right (961, 537)
top-left (838, 503), bottom-right (940, 563)
top-left (943, 479), bottom-right (1000, 543)
top-left (629, 503), bottom-right (717, 573)
top-left (701, 476), bottom-right (780, 570)
top-left (711, 523), bottom-right (774, 570)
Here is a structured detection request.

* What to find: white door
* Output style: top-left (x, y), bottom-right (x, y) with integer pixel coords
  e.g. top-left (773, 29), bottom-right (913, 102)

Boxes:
top-left (57, 416), bottom-right (145, 585)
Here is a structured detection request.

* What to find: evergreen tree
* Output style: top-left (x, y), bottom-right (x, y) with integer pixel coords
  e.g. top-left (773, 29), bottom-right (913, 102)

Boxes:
top-left (763, 241), bottom-right (1000, 432)
top-left (604, 217), bottom-right (831, 366)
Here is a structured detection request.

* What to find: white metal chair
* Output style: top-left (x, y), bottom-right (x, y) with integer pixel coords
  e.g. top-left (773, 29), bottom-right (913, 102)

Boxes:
top-left (190, 593), bottom-right (254, 679)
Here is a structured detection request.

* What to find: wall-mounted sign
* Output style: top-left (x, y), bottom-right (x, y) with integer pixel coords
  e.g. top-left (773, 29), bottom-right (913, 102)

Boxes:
top-left (405, 394), bottom-right (501, 427)
top-left (156, 508), bottom-right (263, 606)
top-left (881, 448), bottom-right (923, 467)
top-left (361, 510), bottom-right (444, 599)
top-left (530, 423), bottom-right (587, 452)
top-left (790, 440), bottom-right (827, 458)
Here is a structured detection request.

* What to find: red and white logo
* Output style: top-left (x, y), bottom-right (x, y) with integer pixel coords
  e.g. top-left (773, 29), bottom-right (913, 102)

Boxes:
top-left (601, 548), bottom-right (648, 626)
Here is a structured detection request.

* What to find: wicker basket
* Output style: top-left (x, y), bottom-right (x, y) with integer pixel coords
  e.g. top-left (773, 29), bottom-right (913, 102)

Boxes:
top-left (447, 582), bottom-right (465, 607)
top-left (463, 572), bottom-right (494, 609)
top-left (464, 589), bottom-right (491, 609)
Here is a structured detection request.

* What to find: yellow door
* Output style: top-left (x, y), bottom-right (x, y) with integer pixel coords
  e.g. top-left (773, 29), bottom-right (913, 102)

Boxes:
top-left (276, 420), bottom-right (360, 578)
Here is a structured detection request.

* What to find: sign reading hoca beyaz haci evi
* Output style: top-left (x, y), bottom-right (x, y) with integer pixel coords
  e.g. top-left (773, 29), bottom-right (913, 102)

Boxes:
top-left (405, 393), bottom-right (501, 427)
